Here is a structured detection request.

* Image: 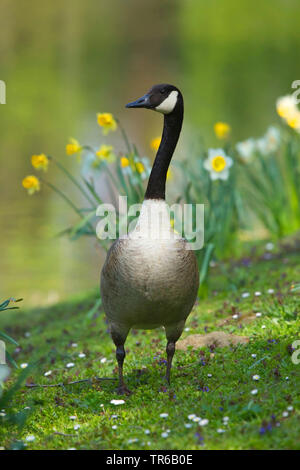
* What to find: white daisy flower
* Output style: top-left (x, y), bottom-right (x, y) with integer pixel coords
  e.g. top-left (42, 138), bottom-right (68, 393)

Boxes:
top-left (144, 429), bottom-right (151, 434)
top-left (255, 313), bottom-right (262, 318)
top-left (251, 389), bottom-right (258, 395)
top-left (161, 432), bottom-right (169, 438)
top-left (241, 292), bottom-right (250, 298)
top-left (71, 343), bottom-right (78, 348)
top-left (207, 373), bottom-right (212, 378)
top-left (128, 438), bottom-right (139, 444)
top-left (159, 413), bottom-right (168, 418)
top-left (223, 416), bottom-right (229, 422)
top-left (78, 353), bottom-right (86, 358)
top-left (199, 419), bottom-right (209, 426)
top-left (267, 288), bottom-right (275, 294)
top-left (254, 291), bottom-right (261, 297)
top-left (184, 423), bottom-right (192, 428)
top-left (217, 428), bottom-right (225, 433)
top-left (188, 414), bottom-right (196, 420)
top-left (112, 425), bottom-right (117, 430)
top-left (25, 435), bottom-right (35, 442)
top-left (265, 242), bottom-right (274, 251)
top-left (110, 399), bottom-right (125, 405)
top-left (69, 416), bottom-right (77, 420)
top-left (66, 362), bottom-right (75, 368)
top-left (203, 148), bottom-right (233, 181)
top-left (44, 370), bottom-right (52, 376)
top-left (287, 406), bottom-right (293, 411)
top-left (100, 357), bottom-right (107, 364)
top-left (20, 363), bottom-right (28, 369)
top-left (0, 412), bottom-right (6, 417)
top-left (282, 411), bottom-right (288, 418)
top-left (232, 314), bottom-right (239, 319)
top-left (252, 375), bottom-right (260, 381)
top-left (236, 138), bottom-right (256, 161)
top-left (73, 424), bottom-right (80, 430)
top-left (261, 325), bottom-right (266, 329)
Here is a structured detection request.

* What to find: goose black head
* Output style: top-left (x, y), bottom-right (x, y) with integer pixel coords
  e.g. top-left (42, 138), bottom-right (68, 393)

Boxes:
top-left (126, 84), bottom-right (182, 115)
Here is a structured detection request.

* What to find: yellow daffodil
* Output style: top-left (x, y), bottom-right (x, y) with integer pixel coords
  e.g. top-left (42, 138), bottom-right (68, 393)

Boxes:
top-left (66, 138), bottom-right (81, 156)
top-left (214, 122), bottom-right (231, 139)
top-left (203, 148), bottom-right (233, 181)
top-left (22, 175), bottom-right (40, 195)
top-left (276, 95), bottom-right (298, 120)
top-left (120, 156), bottom-right (129, 168)
top-left (286, 112), bottom-right (300, 130)
top-left (31, 153), bottom-right (49, 171)
top-left (97, 113), bottom-right (117, 135)
top-left (136, 162), bottom-right (145, 174)
top-left (95, 145), bottom-right (115, 164)
top-left (150, 136), bottom-right (161, 151)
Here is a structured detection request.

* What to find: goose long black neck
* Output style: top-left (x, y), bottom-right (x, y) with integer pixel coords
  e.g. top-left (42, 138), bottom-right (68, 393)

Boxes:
top-left (144, 99), bottom-right (183, 200)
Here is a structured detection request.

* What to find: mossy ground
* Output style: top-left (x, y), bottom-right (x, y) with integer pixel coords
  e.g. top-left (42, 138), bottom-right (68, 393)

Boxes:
top-left (0, 245), bottom-right (299, 450)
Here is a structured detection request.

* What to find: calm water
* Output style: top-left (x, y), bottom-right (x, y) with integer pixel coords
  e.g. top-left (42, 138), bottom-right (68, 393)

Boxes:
top-left (1, 0), bottom-right (300, 306)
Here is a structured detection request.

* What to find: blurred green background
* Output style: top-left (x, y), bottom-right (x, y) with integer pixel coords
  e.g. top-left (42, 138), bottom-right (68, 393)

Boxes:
top-left (1, 0), bottom-right (300, 306)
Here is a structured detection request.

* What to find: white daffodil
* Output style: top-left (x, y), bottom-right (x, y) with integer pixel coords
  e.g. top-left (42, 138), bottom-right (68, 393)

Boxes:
top-left (236, 138), bottom-right (256, 161)
top-left (203, 149), bottom-right (233, 181)
top-left (276, 95), bottom-right (298, 120)
top-left (256, 126), bottom-right (280, 155)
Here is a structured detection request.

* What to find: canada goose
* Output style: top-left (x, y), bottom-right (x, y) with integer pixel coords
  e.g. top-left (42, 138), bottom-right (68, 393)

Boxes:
top-left (101, 84), bottom-right (199, 394)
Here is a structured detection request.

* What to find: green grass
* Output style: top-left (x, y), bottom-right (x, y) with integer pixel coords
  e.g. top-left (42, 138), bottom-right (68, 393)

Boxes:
top-left (0, 246), bottom-right (300, 450)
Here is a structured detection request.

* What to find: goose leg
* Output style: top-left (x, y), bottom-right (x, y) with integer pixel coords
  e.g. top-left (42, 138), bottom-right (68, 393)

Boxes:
top-left (165, 321), bottom-right (185, 385)
top-left (110, 324), bottom-right (131, 395)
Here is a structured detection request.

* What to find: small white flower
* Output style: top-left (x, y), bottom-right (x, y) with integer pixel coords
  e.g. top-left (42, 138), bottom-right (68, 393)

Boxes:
top-left (285, 376), bottom-right (289, 381)
top-left (71, 343), bottom-right (78, 348)
top-left (184, 327), bottom-right (190, 332)
top-left (193, 417), bottom-right (201, 423)
top-left (287, 406), bottom-right (293, 411)
top-left (128, 438), bottom-right (139, 444)
top-left (254, 291), bottom-right (261, 297)
top-left (184, 423), bottom-right (192, 428)
top-left (20, 363), bottom-right (28, 369)
top-left (25, 435), bottom-right (35, 442)
top-left (100, 357), bottom-right (107, 364)
top-left (110, 399), bottom-right (125, 405)
top-left (207, 373), bottom-right (212, 378)
top-left (217, 428), bottom-right (225, 433)
top-left (236, 138), bottom-right (256, 161)
top-left (160, 413), bottom-right (168, 418)
top-left (66, 362), bottom-right (75, 368)
top-left (255, 313), bottom-right (262, 318)
top-left (251, 354), bottom-right (257, 358)
top-left (251, 389), bottom-right (258, 395)
top-left (69, 416), bottom-right (77, 420)
top-left (257, 127), bottom-right (280, 155)
top-left (267, 288), bottom-right (275, 294)
top-left (144, 429), bottom-right (150, 434)
top-left (68, 448), bottom-right (76, 450)
top-left (111, 414), bottom-right (118, 419)
top-left (78, 353), bottom-right (86, 358)
top-left (24, 406), bottom-right (30, 410)
top-left (161, 432), bottom-right (168, 438)
top-left (261, 325), bottom-right (266, 329)
top-left (73, 424), bottom-right (80, 430)
top-left (0, 412), bottom-right (6, 417)
top-left (24, 332), bottom-right (31, 338)
top-left (199, 419), bottom-right (209, 426)
top-left (223, 416), bottom-right (229, 422)
top-left (241, 292), bottom-right (250, 298)
top-left (252, 375), bottom-right (260, 381)
top-left (282, 411), bottom-right (288, 418)
top-left (232, 314), bottom-right (239, 320)
top-left (112, 425), bottom-right (117, 430)
top-left (44, 370), bottom-right (52, 376)
top-left (188, 414), bottom-right (196, 420)
top-left (203, 148), bottom-right (233, 181)
top-left (265, 242), bottom-right (274, 251)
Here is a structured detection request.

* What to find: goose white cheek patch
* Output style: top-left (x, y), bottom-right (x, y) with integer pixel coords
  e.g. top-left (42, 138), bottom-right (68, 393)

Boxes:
top-left (155, 90), bottom-right (178, 114)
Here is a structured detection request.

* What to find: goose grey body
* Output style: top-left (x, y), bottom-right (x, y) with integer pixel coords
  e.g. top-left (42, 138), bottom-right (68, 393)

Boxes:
top-left (101, 200), bottom-right (198, 332)
top-left (100, 84), bottom-right (199, 394)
